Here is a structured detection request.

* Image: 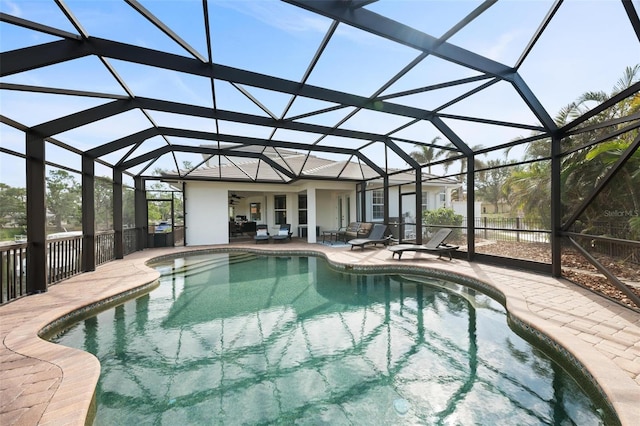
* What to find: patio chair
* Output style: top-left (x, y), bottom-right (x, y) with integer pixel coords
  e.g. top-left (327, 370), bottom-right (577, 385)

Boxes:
top-left (271, 224), bottom-right (292, 243)
top-left (348, 224), bottom-right (391, 250)
top-left (387, 228), bottom-right (459, 260)
top-left (254, 224), bottom-right (270, 243)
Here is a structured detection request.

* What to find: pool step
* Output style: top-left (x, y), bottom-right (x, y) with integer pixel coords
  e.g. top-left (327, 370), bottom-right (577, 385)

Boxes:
top-left (158, 252), bottom-right (257, 277)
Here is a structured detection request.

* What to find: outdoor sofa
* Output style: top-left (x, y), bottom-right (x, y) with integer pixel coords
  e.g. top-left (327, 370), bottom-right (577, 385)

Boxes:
top-left (337, 222), bottom-right (373, 241)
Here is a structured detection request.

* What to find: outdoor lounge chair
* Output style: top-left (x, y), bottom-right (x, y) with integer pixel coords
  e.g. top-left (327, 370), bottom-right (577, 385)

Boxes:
top-left (348, 224), bottom-right (390, 250)
top-left (271, 224), bottom-right (292, 242)
top-left (254, 224), bottom-right (270, 243)
top-left (387, 228), bottom-right (459, 260)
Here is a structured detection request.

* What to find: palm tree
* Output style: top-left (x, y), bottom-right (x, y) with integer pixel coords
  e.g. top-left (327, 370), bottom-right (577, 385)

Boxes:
top-left (441, 143), bottom-right (487, 201)
top-left (560, 65), bottom-right (640, 227)
top-left (475, 159), bottom-right (513, 213)
top-left (504, 65), bottom-right (639, 231)
top-left (409, 136), bottom-right (444, 174)
top-left (505, 161), bottom-right (551, 225)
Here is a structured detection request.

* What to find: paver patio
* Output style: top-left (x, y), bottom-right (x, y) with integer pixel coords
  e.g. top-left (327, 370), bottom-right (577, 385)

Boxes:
top-left (1, 242), bottom-right (639, 425)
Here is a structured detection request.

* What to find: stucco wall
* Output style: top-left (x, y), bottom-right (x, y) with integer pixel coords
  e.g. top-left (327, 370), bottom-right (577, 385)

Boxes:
top-left (185, 183), bottom-right (229, 245)
top-left (183, 181), bottom-right (357, 243)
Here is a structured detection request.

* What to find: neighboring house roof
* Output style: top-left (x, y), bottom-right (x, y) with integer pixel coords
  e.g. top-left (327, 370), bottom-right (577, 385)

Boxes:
top-left (163, 145), bottom-right (458, 187)
top-left (385, 170), bottom-right (459, 187)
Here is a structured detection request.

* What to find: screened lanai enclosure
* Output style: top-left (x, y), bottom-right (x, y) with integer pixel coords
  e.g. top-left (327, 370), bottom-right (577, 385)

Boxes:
top-left (1, 1), bottom-right (639, 308)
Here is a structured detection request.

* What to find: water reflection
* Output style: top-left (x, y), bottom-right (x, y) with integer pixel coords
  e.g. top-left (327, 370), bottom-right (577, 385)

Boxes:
top-left (52, 253), bottom-right (613, 425)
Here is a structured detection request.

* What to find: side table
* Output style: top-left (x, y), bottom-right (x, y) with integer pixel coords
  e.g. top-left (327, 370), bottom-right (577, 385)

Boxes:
top-left (321, 230), bottom-right (339, 243)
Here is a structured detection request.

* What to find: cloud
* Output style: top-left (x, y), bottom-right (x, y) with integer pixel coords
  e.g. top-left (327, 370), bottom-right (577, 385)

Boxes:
top-left (1, 0), bottom-right (22, 16)
top-left (216, 1), bottom-right (329, 35)
top-left (480, 30), bottom-right (523, 63)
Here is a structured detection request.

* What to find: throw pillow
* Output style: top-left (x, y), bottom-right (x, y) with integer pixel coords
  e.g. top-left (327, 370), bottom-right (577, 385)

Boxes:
top-left (257, 229), bottom-right (267, 236)
top-left (278, 229), bottom-right (289, 236)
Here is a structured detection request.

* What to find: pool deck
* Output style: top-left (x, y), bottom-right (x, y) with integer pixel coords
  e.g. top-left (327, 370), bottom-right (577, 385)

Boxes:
top-left (1, 241), bottom-right (639, 425)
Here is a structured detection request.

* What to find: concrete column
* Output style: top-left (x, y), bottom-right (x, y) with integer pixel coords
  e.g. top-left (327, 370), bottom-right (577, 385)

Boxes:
top-left (307, 188), bottom-right (317, 243)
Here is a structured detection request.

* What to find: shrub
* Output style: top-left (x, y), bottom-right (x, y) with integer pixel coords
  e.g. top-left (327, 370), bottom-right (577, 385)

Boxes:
top-left (422, 208), bottom-right (463, 240)
top-left (0, 228), bottom-right (27, 243)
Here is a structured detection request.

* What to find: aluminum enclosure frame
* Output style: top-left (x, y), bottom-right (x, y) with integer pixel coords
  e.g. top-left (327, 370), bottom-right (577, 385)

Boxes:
top-left (0, 0), bottom-right (639, 307)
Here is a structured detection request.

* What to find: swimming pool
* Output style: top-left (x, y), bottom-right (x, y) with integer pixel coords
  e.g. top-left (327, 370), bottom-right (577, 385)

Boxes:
top-left (51, 252), bottom-right (615, 425)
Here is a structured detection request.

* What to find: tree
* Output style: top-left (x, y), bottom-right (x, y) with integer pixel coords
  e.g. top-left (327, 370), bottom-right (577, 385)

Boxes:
top-left (442, 143), bottom-right (487, 201)
top-left (146, 167), bottom-right (185, 224)
top-left (559, 65), bottom-right (639, 231)
top-left (0, 183), bottom-right (27, 229)
top-left (46, 170), bottom-right (81, 231)
top-left (123, 186), bottom-right (136, 228)
top-left (95, 177), bottom-right (113, 231)
top-left (409, 136), bottom-right (444, 174)
top-left (503, 64), bottom-right (639, 231)
top-left (475, 159), bottom-right (513, 214)
top-left (505, 161), bottom-right (551, 225)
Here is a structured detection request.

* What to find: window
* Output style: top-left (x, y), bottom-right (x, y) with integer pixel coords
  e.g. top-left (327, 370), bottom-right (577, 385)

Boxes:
top-left (421, 193), bottom-right (428, 216)
top-left (298, 194), bottom-right (307, 225)
top-left (250, 202), bottom-right (261, 222)
top-left (439, 192), bottom-right (446, 203)
top-left (372, 189), bottom-right (384, 220)
top-left (274, 195), bottom-right (286, 225)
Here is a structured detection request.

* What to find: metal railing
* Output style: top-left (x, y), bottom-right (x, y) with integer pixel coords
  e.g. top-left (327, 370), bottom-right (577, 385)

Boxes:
top-left (395, 217), bottom-right (552, 244)
top-left (1, 241), bottom-right (28, 303)
top-left (4, 220), bottom-right (633, 306)
top-left (470, 217), bottom-right (550, 244)
top-left (47, 234), bottom-right (83, 285)
top-left (96, 231), bottom-right (115, 266)
top-left (422, 217), bottom-right (637, 265)
top-left (124, 228), bottom-right (137, 255)
top-left (1, 227), bottom-right (151, 304)
top-left (565, 231), bottom-right (640, 265)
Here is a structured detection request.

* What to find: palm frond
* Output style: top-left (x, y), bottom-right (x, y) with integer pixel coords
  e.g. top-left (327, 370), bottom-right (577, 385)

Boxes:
top-left (613, 64), bottom-right (640, 94)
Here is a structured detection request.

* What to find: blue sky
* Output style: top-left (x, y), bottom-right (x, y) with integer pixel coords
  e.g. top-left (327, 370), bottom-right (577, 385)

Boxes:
top-left (1, 0), bottom-right (639, 188)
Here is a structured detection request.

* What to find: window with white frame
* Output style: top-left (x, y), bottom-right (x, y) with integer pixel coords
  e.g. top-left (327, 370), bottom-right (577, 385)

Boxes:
top-left (372, 189), bottom-right (384, 220)
top-left (274, 195), bottom-right (286, 225)
top-left (298, 194), bottom-right (307, 225)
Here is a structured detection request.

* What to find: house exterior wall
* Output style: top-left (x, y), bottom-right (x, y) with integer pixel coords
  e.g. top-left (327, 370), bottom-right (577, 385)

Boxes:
top-left (182, 179), bottom-right (456, 245)
top-left (316, 191), bottom-right (335, 228)
top-left (185, 182), bottom-right (229, 245)
top-left (363, 184), bottom-right (455, 223)
top-left (481, 201), bottom-right (512, 215)
top-left (452, 201), bottom-right (482, 219)
top-left (183, 180), bottom-right (356, 244)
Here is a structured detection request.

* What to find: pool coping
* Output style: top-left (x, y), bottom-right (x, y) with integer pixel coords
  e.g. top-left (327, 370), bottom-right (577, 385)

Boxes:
top-left (1, 243), bottom-right (639, 425)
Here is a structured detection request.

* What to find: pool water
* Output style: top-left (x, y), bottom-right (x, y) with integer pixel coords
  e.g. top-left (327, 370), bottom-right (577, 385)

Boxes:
top-left (52, 253), bottom-right (614, 425)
